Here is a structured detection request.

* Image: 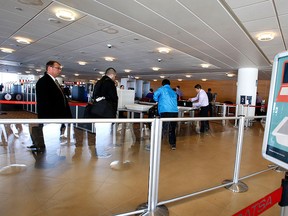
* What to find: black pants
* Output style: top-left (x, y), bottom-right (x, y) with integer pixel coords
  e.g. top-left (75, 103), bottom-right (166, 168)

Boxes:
top-left (209, 103), bottom-right (213, 117)
top-left (200, 106), bottom-right (209, 132)
top-left (160, 112), bottom-right (178, 146)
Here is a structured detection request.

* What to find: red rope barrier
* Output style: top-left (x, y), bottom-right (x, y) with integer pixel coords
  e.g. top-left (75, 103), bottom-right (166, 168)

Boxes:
top-left (233, 187), bottom-right (282, 216)
top-left (0, 100), bottom-right (87, 106)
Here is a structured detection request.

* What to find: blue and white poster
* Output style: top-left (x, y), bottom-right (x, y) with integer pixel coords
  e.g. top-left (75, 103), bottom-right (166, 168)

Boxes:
top-left (262, 51), bottom-right (288, 168)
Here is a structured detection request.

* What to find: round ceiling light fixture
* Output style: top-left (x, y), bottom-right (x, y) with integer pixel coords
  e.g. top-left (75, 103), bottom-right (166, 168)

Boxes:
top-left (201, 78), bottom-right (207, 81)
top-left (257, 32), bottom-right (275, 41)
top-left (15, 37), bottom-right (32, 44)
top-left (178, 79), bottom-right (183, 81)
top-left (0, 47), bottom-right (15, 53)
top-left (55, 9), bottom-right (76, 21)
top-left (124, 69), bottom-right (131, 73)
top-left (158, 47), bottom-right (171, 54)
top-left (104, 57), bottom-right (115, 62)
top-left (152, 67), bottom-right (160, 71)
top-left (78, 61), bottom-right (87, 66)
top-left (185, 75), bottom-right (192, 78)
top-left (201, 63), bottom-right (210, 68)
top-left (226, 73), bottom-right (236, 77)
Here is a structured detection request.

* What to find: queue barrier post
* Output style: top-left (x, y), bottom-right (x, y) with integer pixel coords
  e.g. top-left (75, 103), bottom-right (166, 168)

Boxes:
top-left (222, 115), bottom-right (248, 192)
top-left (136, 118), bottom-right (169, 215)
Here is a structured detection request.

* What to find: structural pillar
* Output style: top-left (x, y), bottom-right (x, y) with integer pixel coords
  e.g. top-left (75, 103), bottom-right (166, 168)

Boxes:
top-left (236, 68), bottom-right (258, 117)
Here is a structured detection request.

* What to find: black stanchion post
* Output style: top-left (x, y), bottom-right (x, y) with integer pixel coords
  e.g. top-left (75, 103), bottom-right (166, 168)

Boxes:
top-left (279, 172), bottom-right (288, 216)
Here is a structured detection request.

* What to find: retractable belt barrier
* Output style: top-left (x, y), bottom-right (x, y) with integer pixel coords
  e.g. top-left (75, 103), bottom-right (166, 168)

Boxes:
top-left (0, 100), bottom-right (87, 106)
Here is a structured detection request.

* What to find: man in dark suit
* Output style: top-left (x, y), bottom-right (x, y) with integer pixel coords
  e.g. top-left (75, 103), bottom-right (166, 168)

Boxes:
top-left (30, 60), bottom-right (72, 152)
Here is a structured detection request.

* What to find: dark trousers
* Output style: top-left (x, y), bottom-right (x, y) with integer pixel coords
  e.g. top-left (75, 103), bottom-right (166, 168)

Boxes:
top-left (209, 103), bottom-right (213, 117)
top-left (200, 105), bottom-right (209, 132)
top-left (160, 112), bottom-right (178, 146)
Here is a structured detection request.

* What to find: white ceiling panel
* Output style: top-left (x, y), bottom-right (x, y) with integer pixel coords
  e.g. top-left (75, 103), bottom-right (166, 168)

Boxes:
top-left (279, 14), bottom-right (288, 27)
top-left (243, 17), bottom-right (279, 32)
top-left (232, 1), bottom-right (275, 22)
top-left (275, 0), bottom-right (288, 15)
top-left (224, 0), bottom-right (270, 9)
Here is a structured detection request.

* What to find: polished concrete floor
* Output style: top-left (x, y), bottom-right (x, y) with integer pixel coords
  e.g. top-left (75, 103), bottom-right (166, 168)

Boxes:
top-left (0, 111), bottom-right (284, 216)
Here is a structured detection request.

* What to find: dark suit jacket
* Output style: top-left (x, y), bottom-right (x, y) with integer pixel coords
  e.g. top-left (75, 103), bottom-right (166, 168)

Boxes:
top-left (36, 73), bottom-right (72, 119)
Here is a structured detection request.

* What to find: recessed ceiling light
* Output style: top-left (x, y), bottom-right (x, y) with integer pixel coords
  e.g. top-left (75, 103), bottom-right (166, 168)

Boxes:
top-left (153, 79), bottom-right (158, 82)
top-left (0, 47), bottom-right (15, 53)
top-left (74, 73), bottom-right (79, 76)
top-left (25, 71), bottom-right (31, 74)
top-left (61, 74), bottom-right (65, 77)
top-left (35, 69), bottom-right (41, 72)
top-left (124, 69), bottom-right (131, 73)
top-left (178, 79), bottom-right (183, 81)
top-left (135, 76), bottom-right (140, 79)
top-left (102, 28), bottom-right (118, 34)
top-left (201, 64), bottom-right (210, 68)
top-left (226, 73), bottom-right (236, 77)
top-left (15, 37), bottom-right (31, 44)
top-left (158, 47), bottom-right (171, 54)
top-left (152, 67), bottom-right (160, 71)
top-left (185, 75), bottom-right (192, 78)
top-left (257, 32), bottom-right (275, 41)
top-left (104, 57), bottom-right (115, 62)
top-left (78, 61), bottom-right (87, 65)
top-left (99, 71), bottom-right (105, 75)
top-left (55, 9), bottom-right (76, 21)
top-left (202, 78), bottom-right (207, 81)
top-left (160, 75), bottom-right (165, 78)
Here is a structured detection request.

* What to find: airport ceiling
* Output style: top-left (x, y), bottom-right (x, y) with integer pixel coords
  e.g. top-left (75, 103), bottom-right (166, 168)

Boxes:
top-left (0, 0), bottom-right (287, 82)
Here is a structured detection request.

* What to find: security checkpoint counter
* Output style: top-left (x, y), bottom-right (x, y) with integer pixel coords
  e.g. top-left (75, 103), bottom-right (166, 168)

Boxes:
top-left (122, 103), bottom-right (199, 133)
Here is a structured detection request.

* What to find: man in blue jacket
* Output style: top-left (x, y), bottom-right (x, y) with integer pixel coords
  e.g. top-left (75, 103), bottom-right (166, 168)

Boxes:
top-left (153, 79), bottom-right (178, 150)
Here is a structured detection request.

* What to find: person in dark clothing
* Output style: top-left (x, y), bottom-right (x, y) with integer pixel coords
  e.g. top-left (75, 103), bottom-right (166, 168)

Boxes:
top-left (206, 88), bottom-right (214, 117)
top-left (145, 88), bottom-right (154, 101)
top-left (92, 68), bottom-right (118, 118)
top-left (92, 67), bottom-right (118, 158)
top-left (36, 61), bottom-right (72, 119)
top-left (31, 60), bottom-right (72, 152)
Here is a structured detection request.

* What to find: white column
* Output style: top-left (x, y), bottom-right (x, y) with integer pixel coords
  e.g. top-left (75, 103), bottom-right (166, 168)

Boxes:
top-left (236, 68), bottom-right (258, 117)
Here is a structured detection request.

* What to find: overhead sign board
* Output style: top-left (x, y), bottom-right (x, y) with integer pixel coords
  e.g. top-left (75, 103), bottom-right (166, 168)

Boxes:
top-left (262, 51), bottom-right (288, 169)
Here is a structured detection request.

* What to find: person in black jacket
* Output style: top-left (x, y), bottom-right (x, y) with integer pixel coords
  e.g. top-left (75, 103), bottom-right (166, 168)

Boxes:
top-left (92, 67), bottom-right (118, 158)
top-left (36, 61), bottom-right (72, 119)
top-left (31, 60), bottom-right (72, 152)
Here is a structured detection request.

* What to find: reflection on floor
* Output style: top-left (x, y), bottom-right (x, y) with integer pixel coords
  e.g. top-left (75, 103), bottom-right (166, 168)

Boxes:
top-left (0, 111), bottom-right (284, 216)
